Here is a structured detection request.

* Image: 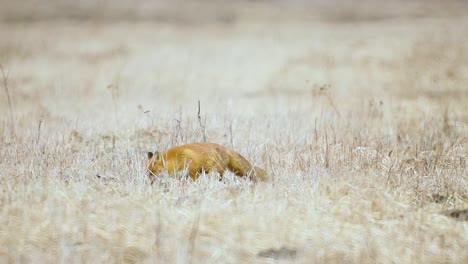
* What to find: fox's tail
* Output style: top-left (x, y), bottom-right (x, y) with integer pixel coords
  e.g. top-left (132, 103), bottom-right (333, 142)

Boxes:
top-left (226, 148), bottom-right (267, 182)
top-left (252, 166), bottom-right (267, 182)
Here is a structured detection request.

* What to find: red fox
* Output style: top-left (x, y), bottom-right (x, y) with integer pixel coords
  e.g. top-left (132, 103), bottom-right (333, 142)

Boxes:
top-left (147, 142), bottom-right (267, 182)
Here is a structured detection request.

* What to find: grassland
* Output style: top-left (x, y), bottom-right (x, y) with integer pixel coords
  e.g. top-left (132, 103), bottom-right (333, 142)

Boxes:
top-left (0, 0), bottom-right (467, 263)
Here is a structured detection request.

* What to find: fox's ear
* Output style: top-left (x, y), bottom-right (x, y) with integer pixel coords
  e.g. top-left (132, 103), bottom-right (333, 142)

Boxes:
top-left (147, 152), bottom-right (154, 159)
top-left (154, 151), bottom-right (161, 161)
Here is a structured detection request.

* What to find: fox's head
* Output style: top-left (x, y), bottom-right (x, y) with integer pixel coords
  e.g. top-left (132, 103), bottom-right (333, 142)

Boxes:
top-left (147, 151), bottom-right (164, 177)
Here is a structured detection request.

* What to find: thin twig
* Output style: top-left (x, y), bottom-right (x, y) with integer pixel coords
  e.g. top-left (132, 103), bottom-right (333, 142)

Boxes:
top-left (36, 119), bottom-right (43, 145)
top-left (107, 84), bottom-right (119, 149)
top-left (1, 64), bottom-right (15, 137)
top-left (325, 130), bottom-right (329, 169)
top-left (229, 119), bottom-right (234, 148)
top-left (197, 100), bottom-right (206, 142)
top-left (173, 110), bottom-right (184, 145)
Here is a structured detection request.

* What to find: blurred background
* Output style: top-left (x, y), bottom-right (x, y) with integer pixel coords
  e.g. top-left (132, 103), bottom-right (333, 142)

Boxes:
top-left (1, 0), bottom-right (467, 133)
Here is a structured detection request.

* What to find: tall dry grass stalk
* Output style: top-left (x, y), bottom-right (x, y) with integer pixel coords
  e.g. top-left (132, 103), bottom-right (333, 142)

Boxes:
top-left (1, 64), bottom-right (14, 138)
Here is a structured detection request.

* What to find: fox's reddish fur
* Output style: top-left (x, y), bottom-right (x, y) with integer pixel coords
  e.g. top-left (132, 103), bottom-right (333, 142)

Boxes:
top-left (147, 142), bottom-right (267, 182)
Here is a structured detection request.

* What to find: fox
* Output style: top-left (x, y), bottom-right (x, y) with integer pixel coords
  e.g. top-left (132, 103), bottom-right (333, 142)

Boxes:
top-left (147, 142), bottom-right (267, 182)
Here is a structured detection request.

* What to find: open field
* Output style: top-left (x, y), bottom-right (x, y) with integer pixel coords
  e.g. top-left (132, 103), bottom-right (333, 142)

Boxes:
top-left (1, 0), bottom-right (467, 263)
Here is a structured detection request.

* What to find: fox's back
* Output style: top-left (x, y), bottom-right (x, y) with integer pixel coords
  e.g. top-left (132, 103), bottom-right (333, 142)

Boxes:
top-left (163, 142), bottom-right (229, 167)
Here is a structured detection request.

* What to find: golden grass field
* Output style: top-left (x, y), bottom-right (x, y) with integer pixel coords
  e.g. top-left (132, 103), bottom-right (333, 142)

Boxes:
top-left (1, 0), bottom-right (467, 263)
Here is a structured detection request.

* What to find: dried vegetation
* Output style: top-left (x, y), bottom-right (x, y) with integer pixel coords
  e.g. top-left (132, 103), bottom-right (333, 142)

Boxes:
top-left (0, 0), bottom-right (467, 263)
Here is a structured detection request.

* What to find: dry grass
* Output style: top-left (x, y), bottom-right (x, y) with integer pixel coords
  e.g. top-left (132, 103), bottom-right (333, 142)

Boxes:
top-left (0, 1), bottom-right (467, 263)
